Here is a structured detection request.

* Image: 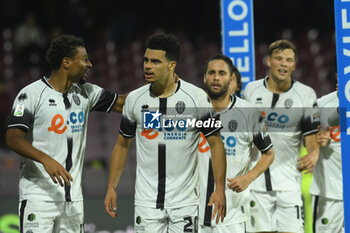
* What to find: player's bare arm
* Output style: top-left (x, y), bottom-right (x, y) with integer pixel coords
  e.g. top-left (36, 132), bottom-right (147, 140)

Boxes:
top-left (206, 131), bottom-right (226, 224)
top-left (297, 133), bottom-right (320, 173)
top-left (316, 125), bottom-right (331, 147)
top-left (227, 147), bottom-right (275, 192)
top-left (111, 94), bottom-right (127, 113)
top-left (5, 128), bottom-right (73, 187)
top-left (104, 133), bottom-right (133, 218)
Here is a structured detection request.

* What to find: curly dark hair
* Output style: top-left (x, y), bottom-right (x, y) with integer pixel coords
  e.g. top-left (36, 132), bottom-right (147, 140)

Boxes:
top-left (46, 34), bottom-right (85, 70)
top-left (146, 33), bottom-right (181, 62)
top-left (204, 54), bottom-right (242, 96)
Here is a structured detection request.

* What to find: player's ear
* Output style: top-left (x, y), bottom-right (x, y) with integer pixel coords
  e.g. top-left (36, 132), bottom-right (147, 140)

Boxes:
top-left (169, 61), bottom-right (177, 71)
top-left (203, 74), bottom-right (207, 84)
top-left (62, 57), bottom-right (70, 70)
top-left (266, 56), bottom-right (271, 68)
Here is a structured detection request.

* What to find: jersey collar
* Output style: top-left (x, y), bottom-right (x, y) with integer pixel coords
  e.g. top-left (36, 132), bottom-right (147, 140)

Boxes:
top-left (263, 75), bottom-right (295, 93)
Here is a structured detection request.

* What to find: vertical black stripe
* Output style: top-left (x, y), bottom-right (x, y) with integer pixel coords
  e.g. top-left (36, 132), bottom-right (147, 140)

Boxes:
top-left (204, 159), bottom-right (214, 226)
top-left (313, 195), bottom-right (319, 233)
top-left (264, 169), bottom-right (272, 191)
top-left (156, 143), bottom-right (166, 209)
top-left (65, 138), bottom-right (73, 201)
top-left (159, 98), bottom-right (167, 115)
top-left (19, 200), bottom-right (27, 233)
top-left (271, 93), bottom-right (279, 109)
top-left (63, 93), bottom-right (71, 110)
top-left (263, 93), bottom-right (279, 191)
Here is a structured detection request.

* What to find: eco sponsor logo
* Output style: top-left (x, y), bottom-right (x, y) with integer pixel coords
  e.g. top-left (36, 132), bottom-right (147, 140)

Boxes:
top-left (48, 111), bottom-right (85, 134)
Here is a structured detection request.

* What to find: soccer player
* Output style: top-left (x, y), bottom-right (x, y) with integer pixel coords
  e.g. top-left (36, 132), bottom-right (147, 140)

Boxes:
top-left (5, 34), bottom-right (125, 233)
top-left (243, 40), bottom-right (320, 233)
top-left (198, 54), bottom-right (275, 233)
top-left (309, 89), bottom-right (343, 233)
top-left (104, 33), bottom-right (226, 232)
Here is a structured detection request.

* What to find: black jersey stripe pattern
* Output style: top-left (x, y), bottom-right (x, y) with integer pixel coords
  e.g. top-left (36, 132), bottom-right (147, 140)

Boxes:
top-left (203, 158), bottom-right (214, 226)
top-left (156, 98), bottom-right (167, 209)
top-left (64, 138), bottom-right (73, 201)
top-left (19, 200), bottom-right (27, 233)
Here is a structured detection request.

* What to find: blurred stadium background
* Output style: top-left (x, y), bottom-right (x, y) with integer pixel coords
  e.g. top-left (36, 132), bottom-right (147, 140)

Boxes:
top-left (0, 0), bottom-right (337, 232)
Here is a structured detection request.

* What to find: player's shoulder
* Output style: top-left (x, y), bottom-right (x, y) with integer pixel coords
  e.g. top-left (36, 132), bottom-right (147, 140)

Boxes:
top-left (291, 80), bottom-right (316, 96)
top-left (245, 78), bottom-right (265, 91)
top-left (317, 91), bottom-right (338, 106)
top-left (243, 78), bottom-right (265, 99)
top-left (178, 79), bottom-right (208, 102)
top-left (18, 77), bottom-right (48, 97)
top-left (234, 95), bottom-right (257, 108)
top-left (126, 83), bottom-right (151, 102)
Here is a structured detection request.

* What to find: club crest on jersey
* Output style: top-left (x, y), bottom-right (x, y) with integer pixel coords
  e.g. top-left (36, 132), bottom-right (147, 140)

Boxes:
top-left (143, 110), bottom-right (162, 129)
top-left (228, 120), bottom-right (238, 132)
top-left (284, 98), bottom-right (293, 109)
top-left (175, 101), bottom-right (186, 114)
top-left (73, 94), bottom-right (80, 106)
top-left (14, 103), bottom-right (24, 117)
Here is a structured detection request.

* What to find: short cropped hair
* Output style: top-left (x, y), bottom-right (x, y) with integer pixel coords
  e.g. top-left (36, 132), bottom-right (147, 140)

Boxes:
top-left (204, 54), bottom-right (242, 96)
top-left (146, 33), bottom-right (181, 62)
top-left (268, 39), bottom-right (297, 59)
top-left (46, 34), bottom-right (85, 70)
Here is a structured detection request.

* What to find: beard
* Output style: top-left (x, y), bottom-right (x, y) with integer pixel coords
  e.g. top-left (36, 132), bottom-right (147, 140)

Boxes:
top-left (205, 82), bottom-right (229, 100)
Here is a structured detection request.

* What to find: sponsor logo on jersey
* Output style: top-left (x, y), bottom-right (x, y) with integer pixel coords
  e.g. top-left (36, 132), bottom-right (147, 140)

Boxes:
top-left (330, 126), bottom-right (341, 142)
top-left (48, 111), bottom-right (85, 134)
top-left (14, 103), bottom-right (24, 117)
top-left (141, 104), bottom-right (149, 111)
top-left (198, 133), bottom-right (236, 156)
top-left (175, 101), bottom-right (186, 114)
top-left (262, 111), bottom-right (289, 129)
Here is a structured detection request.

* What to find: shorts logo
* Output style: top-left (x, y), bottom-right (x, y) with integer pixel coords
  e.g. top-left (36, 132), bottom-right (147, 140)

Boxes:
top-left (28, 213), bottom-right (36, 221)
top-left (143, 110), bottom-right (162, 129)
top-left (284, 98), bottom-right (293, 109)
top-left (14, 103), bottom-right (24, 117)
top-left (228, 120), bottom-right (237, 132)
top-left (73, 94), bottom-right (80, 106)
top-left (175, 101), bottom-right (186, 114)
top-left (250, 200), bottom-right (255, 207)
top-left (136, 216), bottom-right (142, 224)
top-left (321, 218), bottom-right (328, 225)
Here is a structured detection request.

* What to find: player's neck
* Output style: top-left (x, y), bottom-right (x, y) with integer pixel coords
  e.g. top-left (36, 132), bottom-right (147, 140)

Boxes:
top-left (267, 76), bottom-right (291, 94)
top-left (48, 70), bottom-right (73, 93)
top-left (152, 75), bottom-right (177, 98)
top-left (210, 93), bottom-right (231, 113)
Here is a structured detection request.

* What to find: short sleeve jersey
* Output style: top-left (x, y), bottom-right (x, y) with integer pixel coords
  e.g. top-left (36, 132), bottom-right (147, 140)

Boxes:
top-left (8, 77), bottom-right (117, 202)
top-left (243, 77), bottom-right (319, 191)
top-left (198, 95), bottom-right (272, 226)
top-left (119, 80), bottom-right (221, 209)
top-left (309, 91), bottom-right (342, 200)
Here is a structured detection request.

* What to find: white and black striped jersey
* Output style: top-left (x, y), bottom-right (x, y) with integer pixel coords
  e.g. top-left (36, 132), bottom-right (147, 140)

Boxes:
top-left (310, 91), bottom-right (342, 200)
top-left (243, 77), bottom-right (319, 191)
top-left (119, 80), bottom-right (221, 209)
top-left (198, 95), bottom-right (272, 226)
top-left (8, 77), bottom-right (117, 202)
